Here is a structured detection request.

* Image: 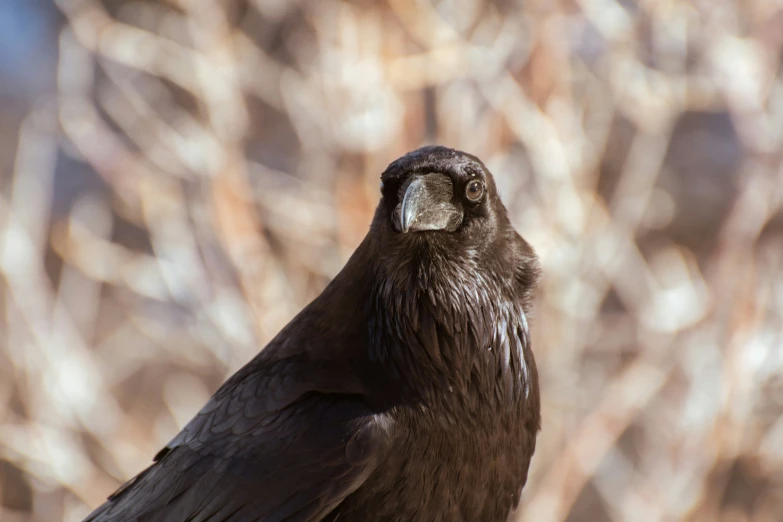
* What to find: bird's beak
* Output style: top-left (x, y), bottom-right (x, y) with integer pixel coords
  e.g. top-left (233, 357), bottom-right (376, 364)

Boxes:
top-left (398, 175), bottom-right (463, 233)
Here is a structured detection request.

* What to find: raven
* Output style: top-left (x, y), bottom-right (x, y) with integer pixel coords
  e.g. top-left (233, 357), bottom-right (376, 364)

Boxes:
top-left (85, 146), bottom-right (541, 522)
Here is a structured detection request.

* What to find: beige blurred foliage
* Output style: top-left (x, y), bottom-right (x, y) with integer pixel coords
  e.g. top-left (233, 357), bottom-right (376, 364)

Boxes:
top-left (1, 0), bottom-right (783, 521)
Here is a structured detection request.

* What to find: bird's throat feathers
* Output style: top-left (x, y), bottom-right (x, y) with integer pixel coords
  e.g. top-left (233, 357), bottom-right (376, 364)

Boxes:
top-left (365, 246), bottom-right (537, 415)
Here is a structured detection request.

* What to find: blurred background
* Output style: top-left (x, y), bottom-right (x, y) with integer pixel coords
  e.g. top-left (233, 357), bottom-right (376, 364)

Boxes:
top-left (1, 0), bottom-right (782, 521)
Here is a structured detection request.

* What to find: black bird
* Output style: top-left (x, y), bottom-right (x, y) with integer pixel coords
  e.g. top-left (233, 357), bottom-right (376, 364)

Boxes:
top-left (85, 146), bottom-right (541, 522)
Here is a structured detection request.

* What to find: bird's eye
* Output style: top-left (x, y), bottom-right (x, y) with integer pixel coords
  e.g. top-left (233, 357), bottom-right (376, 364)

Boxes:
top-left (465, 179), bottom-right (484, 201)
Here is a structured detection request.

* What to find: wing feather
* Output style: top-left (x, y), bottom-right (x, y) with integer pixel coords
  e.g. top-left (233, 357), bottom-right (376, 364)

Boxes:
top-left (84, 352), bottom-right (389, 522)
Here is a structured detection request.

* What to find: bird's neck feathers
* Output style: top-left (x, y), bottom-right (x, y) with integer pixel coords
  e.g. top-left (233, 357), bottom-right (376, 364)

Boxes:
top-left (366, 247), bottom-right (536, 418)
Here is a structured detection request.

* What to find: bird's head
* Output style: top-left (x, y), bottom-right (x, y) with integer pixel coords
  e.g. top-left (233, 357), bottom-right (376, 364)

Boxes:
top-left (370, 146), bottom-right (538, 309)
top-left (377, 146), bottom-right (498, 243)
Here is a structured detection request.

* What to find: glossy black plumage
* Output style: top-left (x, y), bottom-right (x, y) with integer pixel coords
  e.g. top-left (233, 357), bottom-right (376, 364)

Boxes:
top-left (84, 145), bottom-right (541, 522)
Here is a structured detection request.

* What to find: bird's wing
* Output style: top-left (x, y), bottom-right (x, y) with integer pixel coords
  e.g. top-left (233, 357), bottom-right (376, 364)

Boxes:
top-left (84, 356), bottom-right (389, 522)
